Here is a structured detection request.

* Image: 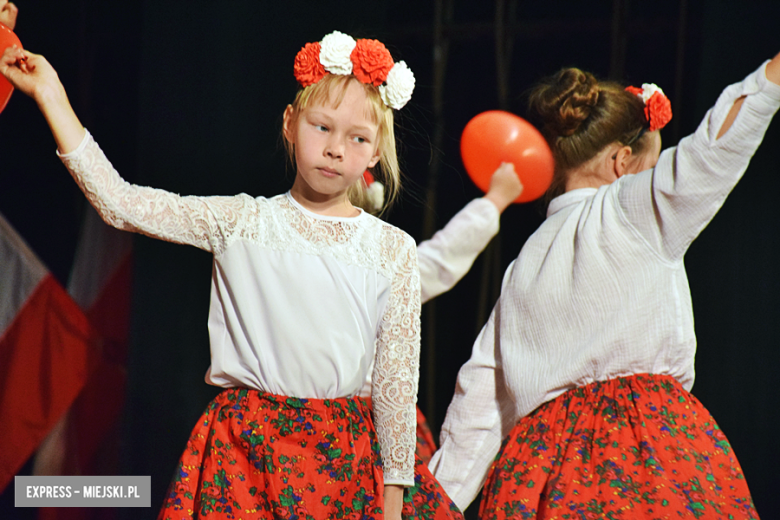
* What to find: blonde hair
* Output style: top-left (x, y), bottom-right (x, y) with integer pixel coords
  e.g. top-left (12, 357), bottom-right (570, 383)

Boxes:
top-left (527, 67), bottom-right (651, 201)
top-left (283, 74), bottom-right (401, 216)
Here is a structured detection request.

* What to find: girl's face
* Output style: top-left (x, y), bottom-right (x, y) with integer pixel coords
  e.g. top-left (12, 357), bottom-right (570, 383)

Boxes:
top-left (284, 81), bottom-right (381, 205)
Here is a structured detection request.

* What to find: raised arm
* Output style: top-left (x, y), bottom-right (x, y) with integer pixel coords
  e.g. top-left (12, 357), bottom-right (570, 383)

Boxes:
top-left (0, 47), bottom-right (258, 254)
top-left (616, 52), bottom-right (780, 261)
top-left (717, 50), bottom-right (780, 139)
top-left (418, 163), bottom-right (522, 303)
top-left (0, 47), bottom-right (85, 153)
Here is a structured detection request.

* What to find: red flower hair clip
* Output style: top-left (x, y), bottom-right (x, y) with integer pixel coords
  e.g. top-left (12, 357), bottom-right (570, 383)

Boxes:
top-left (626, 84), bottom-right (672, 132)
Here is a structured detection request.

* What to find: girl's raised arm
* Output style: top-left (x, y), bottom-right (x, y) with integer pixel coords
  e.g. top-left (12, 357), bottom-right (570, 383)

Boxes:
top-left (615, 51), bottom-right (780, 262)
top-left (716, 50), bottom-right (780, 140)
top-left (0, 46), bottom-right (259, 255)
top-left (0, 47), bottom-right (85, 154)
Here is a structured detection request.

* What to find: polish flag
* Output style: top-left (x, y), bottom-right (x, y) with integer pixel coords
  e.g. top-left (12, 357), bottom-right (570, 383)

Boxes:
top-left (34, 207), bottom-right (132, 481)
top-left (0, 212), bottom-right (98, 492)
top-left (32, 208), bottom-right (132, 520)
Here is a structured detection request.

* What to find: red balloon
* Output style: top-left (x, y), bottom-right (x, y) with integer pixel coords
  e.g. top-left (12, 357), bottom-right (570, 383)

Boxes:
top-left (0, 22), bottom-right (22, 115)
top-left (460, 110), bottom-right (554, 203)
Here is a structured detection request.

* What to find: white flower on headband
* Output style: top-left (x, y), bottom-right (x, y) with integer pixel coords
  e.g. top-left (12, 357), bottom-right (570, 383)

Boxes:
top-left (379, 61), bottom-right (416, 110)
top-left (320, 31), bottom-right (356, 75)
top-left (637, 83), bottom-right (664, 104)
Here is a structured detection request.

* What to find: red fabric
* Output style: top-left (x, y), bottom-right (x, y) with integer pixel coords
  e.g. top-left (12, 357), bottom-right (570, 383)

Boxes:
top-left (36, 251), bottom-right (131, 520)
top-left (415, 406), bottom-right (437, 465)
top-left (159, 388), bottom-right (462, 520)
top-left (480, 374), bottom-right (758, 519)
top-left (0, 275), bottom-right (98, 491)
top-left (65, 252), bottom-right (131, 473)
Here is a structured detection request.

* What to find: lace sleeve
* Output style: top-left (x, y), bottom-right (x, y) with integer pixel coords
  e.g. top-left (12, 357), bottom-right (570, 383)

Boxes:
top-left (371, 227), bottom-right (421, 487)
top-left (58, 130), bottom-right (258, 255)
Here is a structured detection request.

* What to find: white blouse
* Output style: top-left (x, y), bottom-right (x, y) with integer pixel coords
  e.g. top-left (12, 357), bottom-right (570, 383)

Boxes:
top-left (58, 134), bottom-right (421, 486)
top-left (417, 198), bottom-right (500, 304)
top-left (359, 197), bottom-right (500, 398)
top-left (429, 61), bottom-right (780, 509)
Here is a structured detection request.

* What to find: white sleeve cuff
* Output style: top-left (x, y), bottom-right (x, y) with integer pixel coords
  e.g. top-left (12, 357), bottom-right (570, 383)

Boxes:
top-left (56, 128), bottom-right (91, 159)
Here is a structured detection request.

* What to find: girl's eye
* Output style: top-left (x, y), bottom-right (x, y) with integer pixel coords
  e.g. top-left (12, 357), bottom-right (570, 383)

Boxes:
top-left (353, 136), bottom-right (367, 144)
top-left (315, 124), bottom-right (328, 132)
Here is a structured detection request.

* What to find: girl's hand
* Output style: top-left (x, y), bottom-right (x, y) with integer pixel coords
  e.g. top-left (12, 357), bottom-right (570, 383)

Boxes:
top-left (766, 50), bottom-right (780, 86)
top-left (0, 1), bottom-right (18, 31)
top-left (484, 162), bottom-right (524, 213)
top-left (0, 47), bottom-right (68, 107)
top-left (383, 484), bottom-right (403, 520)
top-left (0, 46), bottom-right (84, 154)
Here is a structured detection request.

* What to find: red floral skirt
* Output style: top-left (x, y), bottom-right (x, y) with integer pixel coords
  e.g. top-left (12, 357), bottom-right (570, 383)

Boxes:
top-left (158, 388), bottom-right (462, 520)
top-left (480, 374), bottom-right (758, 519)
top-left (415, 406), bottom-right (437, 465)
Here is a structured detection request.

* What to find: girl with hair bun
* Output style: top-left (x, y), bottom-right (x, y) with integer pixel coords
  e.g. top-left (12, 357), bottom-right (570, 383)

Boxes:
top-left (430, 51), bottom-right (780, 519)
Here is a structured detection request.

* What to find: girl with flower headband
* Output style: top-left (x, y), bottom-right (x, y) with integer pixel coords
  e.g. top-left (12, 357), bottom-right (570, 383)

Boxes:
top-left (0, 31), bottom-right (462, 520)
top-left (430, 53), bottom-right (780, 518)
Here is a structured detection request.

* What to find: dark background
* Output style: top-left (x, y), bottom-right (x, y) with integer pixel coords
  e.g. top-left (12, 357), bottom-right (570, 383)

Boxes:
top-left (1, 1), bottom-right (779, 518)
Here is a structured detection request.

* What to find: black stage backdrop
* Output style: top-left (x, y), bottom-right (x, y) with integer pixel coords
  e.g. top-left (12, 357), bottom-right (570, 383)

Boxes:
top-left (1, 1), bottom-right (778, 519)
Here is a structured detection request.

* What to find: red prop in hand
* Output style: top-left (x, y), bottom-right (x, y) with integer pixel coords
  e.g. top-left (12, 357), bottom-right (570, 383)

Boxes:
top-left (0, 22), bottom-right (21, 114)
top-left (461, 110), bottom-right (554, 203)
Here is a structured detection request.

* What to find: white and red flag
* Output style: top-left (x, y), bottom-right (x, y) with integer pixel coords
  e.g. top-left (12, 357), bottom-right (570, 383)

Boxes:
top-left (64, 206), bottom-right (131, 475)
top-left (0, 211), bottom-right (98, 492)
top-left (32, 208), bottom-right (132, 520)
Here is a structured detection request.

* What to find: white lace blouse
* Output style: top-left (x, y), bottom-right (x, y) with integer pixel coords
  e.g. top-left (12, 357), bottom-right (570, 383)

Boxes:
top-left (359, 197), bottom-right (500, 398)
top-left (58, 132), bottom-right (421, 486)
top-left (430, 61), bottom-right (780, 508)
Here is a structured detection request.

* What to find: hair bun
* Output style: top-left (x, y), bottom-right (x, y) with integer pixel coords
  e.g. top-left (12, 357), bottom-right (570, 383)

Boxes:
top-left (529, 67), bottom-right (600, 138)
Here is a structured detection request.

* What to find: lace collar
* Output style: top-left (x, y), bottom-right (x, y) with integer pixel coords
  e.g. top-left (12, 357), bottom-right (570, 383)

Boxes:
top-left (284, 192), bottom-right (366, 222)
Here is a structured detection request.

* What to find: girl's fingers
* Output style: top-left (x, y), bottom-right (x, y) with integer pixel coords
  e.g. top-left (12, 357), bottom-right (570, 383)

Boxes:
top-left (0, 47), bottom-right (36, 89)
top-left (1, 44), bottom-right (23, 64)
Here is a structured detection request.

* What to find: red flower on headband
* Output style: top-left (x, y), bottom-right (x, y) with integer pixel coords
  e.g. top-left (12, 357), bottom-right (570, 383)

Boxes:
top-left (294, 42), bottom-right (326, 87)
top-left (645, 91), bottom-right (672, 132)
top-left (350, 39), bottom-right (394, 86)
top-left (626, 85), bottom-right (672, 132)
top-left (625, 86), bottom-right (643, 97)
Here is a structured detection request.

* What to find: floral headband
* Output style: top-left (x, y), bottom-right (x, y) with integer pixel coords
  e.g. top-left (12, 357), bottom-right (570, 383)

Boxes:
top-left (294, 31), bottom-right (415, 110)
top-left (625, 84), bottom-right (672, 132)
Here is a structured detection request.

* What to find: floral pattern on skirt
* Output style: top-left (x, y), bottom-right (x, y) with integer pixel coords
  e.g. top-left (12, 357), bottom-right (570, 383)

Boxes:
top-left (415, 406), bottom-right (437, 465)
top-left (159, 388), bottom-right (462, 520)
top-left (480, 374), bottom-right (758, 520)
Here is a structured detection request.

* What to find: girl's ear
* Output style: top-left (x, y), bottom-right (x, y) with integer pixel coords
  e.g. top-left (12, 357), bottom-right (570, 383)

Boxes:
top-left (367, 150), bottom-right (381, 169)
top-left (612, 145), bottom-right (633, 178)
top-left (282, 105), bottom-right (296, 144)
